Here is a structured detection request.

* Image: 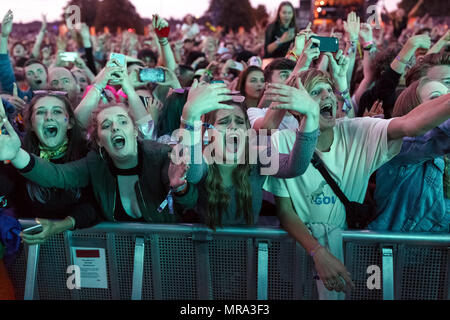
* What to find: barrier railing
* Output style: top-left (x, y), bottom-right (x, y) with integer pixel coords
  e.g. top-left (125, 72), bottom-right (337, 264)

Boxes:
top-left (6, 219), bottom-right (450, 300)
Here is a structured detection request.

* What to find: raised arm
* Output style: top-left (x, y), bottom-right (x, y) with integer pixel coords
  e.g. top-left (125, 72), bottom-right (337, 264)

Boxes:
top-left (260, 79), bottom-right (319, 177)
top-left (0, 10), bottom-right (12, 54)
top-left (74, 61), bottom-right (123, 128)
top-left (343, 12), bottom-right (360, 89)
top-left (387, 93), bottom-right (450, 140)
top-left (353, 23), bottom-right (375, 107)
top-left (152, 14), bottom-right (177, 72)
top-left (31, 14), bottom-right (47, 59)
top-left (408, 0), bottom-right (424, 18)
top-left (324, 50), bottom-right (354, 118)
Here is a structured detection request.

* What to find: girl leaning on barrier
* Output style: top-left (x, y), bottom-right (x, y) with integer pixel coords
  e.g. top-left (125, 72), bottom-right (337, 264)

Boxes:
top-left (0, 92), bottom-right (99, 245)
top-left (175, 79), bottom-right (320, 229)
top-left (0, 94), bottom-right (196, 246)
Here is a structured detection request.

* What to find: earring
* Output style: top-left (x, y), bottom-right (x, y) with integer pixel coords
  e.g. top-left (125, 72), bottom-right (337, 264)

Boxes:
top-left (99, 146), bottom-right (106, 161)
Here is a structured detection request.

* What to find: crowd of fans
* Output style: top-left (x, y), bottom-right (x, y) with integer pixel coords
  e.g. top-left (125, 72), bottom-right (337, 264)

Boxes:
top-left (0, 0), bottom-right (449, 300)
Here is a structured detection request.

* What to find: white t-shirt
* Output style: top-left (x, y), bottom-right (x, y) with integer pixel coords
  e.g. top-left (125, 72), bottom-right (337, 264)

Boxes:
top-left (181, 23), bottom-right (200, 40)
top-left (263, 117), bottom-right (403, 228)
top-left (247, 107), bottom-right (299, 130)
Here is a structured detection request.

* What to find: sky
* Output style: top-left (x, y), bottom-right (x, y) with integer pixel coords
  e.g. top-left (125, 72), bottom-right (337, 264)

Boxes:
top-left (0, 0), bottom-right (401, 24)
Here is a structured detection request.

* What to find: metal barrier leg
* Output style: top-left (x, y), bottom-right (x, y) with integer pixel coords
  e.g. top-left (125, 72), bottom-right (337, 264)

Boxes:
top-left (382, 247), bottom-right (394, 300)
top-left (131, 237), bottom-right (145, 300)
top-left (257, 241), bottom-right (269, 300)
top-left (24, 244), bottom-right (40, 300)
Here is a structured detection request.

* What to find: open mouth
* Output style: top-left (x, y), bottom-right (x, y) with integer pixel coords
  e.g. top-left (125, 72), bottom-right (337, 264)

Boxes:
top-left (43, 125), bottom-right (58, 138)
top-left (35, 80), bottom-right (43, 85)
top-left (320, 102), bottom-right (334, 118)
top-left (112, 135), bottom-right (126, 149)
top-left (225, 134), bottom-right (242, 153)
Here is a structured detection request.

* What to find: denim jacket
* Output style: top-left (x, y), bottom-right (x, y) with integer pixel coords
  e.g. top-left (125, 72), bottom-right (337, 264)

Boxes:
top-left (0, 53), bottom-right (33, 101)
top-left (369, 119), bottom-right (450, 232)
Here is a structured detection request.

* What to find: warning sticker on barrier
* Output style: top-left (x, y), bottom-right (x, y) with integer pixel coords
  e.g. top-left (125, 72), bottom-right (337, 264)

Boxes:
top-left (71, 247), bottom-right (108, 289)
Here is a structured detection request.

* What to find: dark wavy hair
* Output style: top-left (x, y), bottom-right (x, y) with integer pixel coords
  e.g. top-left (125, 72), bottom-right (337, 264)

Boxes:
top-left (201, 101), bottom-right (253, 229)
top-left (22, 93), bottom-right (87, 161)
top-left (22, 93), bottom-right (88, 203)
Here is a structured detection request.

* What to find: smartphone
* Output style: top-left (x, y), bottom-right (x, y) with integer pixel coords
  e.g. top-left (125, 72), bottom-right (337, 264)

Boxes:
top-left (109, 52), bottom-right (126, 67)
top-left (60, 52), bottom-right (78, 62)
top-left (139, 68), bottom-right (165, 83)
top-left (23, 224), bottom-right (43, 235)
top-left (310, 36), bottom-right (339, 52)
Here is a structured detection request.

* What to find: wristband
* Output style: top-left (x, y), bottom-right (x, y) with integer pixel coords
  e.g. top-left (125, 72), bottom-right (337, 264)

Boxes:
top-left (395, 55), bottom-right (412, 68)
top-left (170, 182), bottom-right (188, 194)
top-left (180, 116), bottom-right (202, 131)
top-left (309, 244), bottom-right (323, 257)
top-left (66, 216), bottom-right (76, 230)
top-left (361, 40), bottom-right (374, 48)
top-left (336, 88), bottom-right (350, 96)
top-left (287, 50), bottom-right (299, 61)
top-left (158, 38), bottom-right (169, 46)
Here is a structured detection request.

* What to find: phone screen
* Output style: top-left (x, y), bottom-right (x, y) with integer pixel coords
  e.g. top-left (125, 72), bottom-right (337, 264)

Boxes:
top-left (139, 68), bottom-right (165, 83)
top-left (310, 36), bottom-right (339, 53)
top-left (60, 52), bottom-right (78, 62)
top-left (23, 224), bottom-right (43, 235)
top-left (109, 53), bottom-right (126, 67)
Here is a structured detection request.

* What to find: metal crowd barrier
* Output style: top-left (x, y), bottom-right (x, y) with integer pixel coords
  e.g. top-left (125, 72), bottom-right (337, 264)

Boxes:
top-left (6, 219), bottom-right (450, 300)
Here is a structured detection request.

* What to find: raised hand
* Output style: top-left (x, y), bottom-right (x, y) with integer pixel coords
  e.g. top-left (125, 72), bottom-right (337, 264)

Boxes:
top-left (152, 14), bottom-right (169, 40)
top-left (406, 34), bottom-right (432, 51)
top-left (359, 23), bottom-right (373, 44)
top-left (297, 37), bottom-right (321, 68)
top-left (324, 49), bottom-right (349, 91)
top-left (0, 98), bottom-right (21, 162)
top-left (8, 83), bottom-right (27, 113)
top-left (292, 22), bottom-right (313, 55)
top-left (364, 100), bottom-right (384, 117)
top-left (94, 59), bottom-right (125, 88)
top-left (155, 66), bottom-right (182, 89)
top-left (266, 78), bottom-right (319, 117)
top-left (182, 80), bottom-right (233, 123)
top-left (344, 11), bottom-right (360, 42)
top-left (1, 10), bottom-right (13, 38)
top-left (40, 14), bottom-right (47, 32)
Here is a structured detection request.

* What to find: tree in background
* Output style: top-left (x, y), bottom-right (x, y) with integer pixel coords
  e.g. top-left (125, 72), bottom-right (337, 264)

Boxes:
top-left (62, 0), bottom-right (145, 34)
top-left (94, 0), bottom-right (145, 34)
top-left (398, 0), bottom-right (450, 17)
top-left (206, 0), bottom-right (257, 32)
top-left (62, 0), bottom-right (98, 27)
top-left (254, 5), bottom-right (269, 27)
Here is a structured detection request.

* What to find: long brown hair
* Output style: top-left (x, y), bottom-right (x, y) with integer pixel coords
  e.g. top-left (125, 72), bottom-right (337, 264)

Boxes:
top-left (392, 79), bottom-right (423, 117)
top-left (22, 93), bottom-right (87, 161)
top-left (202, 101), bottom-right (253, 229)
top-left (22, 93), bottom-right (87, 203)
top-left (274, 1), bottom-right (298, 31)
